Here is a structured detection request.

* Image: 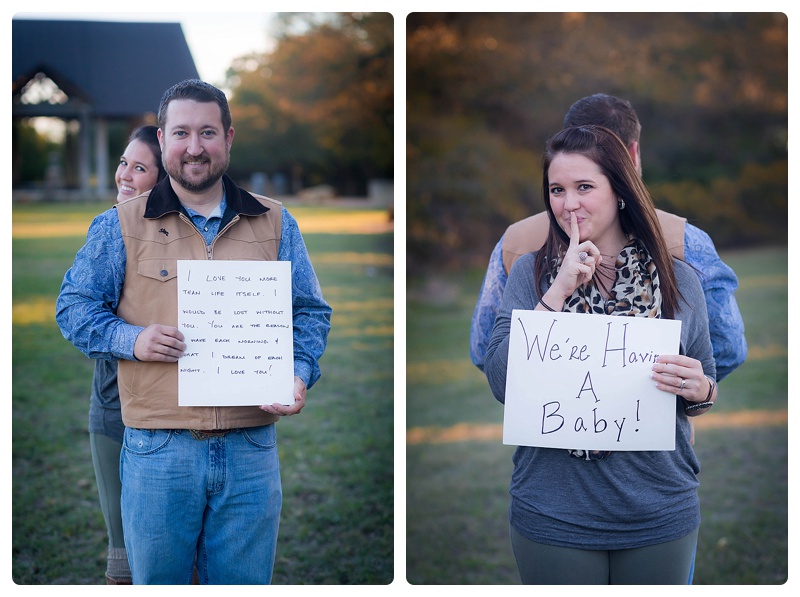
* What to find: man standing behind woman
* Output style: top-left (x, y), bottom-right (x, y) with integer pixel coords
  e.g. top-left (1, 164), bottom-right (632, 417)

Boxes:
top-left (90, 125), bottom-right (165, 584)
top-left (471, 94), bottom-right (747, 382)
top-left (485, 125), bottom-right (718, 583)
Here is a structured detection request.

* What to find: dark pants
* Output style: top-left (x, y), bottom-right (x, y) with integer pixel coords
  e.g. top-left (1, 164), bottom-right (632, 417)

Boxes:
top-left (510, 524), bottom-right (699, 584)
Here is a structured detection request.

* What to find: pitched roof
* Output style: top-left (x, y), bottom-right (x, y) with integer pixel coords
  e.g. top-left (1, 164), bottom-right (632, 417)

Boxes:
top-left (12, 19), bottom-right (199, 118)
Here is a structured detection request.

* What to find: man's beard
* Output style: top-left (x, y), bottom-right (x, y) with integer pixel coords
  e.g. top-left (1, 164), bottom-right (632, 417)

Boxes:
top-left (164, 153), bottom-right (229, 193)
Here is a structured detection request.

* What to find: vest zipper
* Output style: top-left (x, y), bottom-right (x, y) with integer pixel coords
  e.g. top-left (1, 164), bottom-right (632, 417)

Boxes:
top-left (176, 213), bottom-right (241, 261)
top-left (207, 215), bottom-right (240, 260)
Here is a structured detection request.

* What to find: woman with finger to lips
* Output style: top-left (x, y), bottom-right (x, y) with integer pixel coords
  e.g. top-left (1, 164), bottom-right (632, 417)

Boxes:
top-left (485, 125), bottom-right (717, 584)
top-left (90, 125), bottom-right (166, 584)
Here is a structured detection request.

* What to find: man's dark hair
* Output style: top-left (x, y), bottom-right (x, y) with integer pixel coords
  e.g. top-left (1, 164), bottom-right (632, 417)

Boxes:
top-left (157, 79), bottom-right (232, 132)
top-left (563, 93), bottom-right (641, 146)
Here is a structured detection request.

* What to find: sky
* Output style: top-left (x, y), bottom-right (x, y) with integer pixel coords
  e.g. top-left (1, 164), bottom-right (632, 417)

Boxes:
top-left (11, 10), bottom-right (279, 88)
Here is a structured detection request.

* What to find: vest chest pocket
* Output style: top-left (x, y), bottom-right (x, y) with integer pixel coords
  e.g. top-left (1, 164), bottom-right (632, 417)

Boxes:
top-left (137, 258), bottom-right (179, 282)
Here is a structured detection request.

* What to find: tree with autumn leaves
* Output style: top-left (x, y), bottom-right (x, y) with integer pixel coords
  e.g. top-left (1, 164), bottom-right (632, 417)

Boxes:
top-left (406, 13), bottom-right (787, 272)
top-left (226, 13), bottom-right (393, 197)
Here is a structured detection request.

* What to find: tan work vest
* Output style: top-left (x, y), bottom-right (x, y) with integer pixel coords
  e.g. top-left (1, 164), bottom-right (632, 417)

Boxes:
top-left (501, 209), bottom-right (686, 275)
top-left (116, 185), bottom-right (283, 430)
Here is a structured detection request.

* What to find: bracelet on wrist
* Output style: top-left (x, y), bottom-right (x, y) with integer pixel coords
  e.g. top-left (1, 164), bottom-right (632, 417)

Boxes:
top-left (539, 298), bottom-right (556, 312)
top-left (684, 376), bottom-right (717, 412)
top-left (685, 400), bottom-right (714, 412)
top-left (706, 376), bottom-right (716, 400)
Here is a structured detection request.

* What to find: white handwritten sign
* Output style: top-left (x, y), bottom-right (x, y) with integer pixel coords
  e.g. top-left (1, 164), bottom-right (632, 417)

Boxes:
top-left (503, 310), bottom-right (681, 451)
top-left (177, 260), bottom-right (294, 406)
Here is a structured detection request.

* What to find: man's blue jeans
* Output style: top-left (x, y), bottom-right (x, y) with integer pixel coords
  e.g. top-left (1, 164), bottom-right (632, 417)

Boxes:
top-left (120, 425), bottom-right (282, 584)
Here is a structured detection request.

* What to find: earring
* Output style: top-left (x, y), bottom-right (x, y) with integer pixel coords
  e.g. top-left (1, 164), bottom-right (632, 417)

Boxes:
top-left (618, 198), bottom-right (626, 210)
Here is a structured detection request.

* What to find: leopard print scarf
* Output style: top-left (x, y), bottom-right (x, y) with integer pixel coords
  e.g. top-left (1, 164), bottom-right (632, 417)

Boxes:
top-left (546, 237), bottom-right (662, 460)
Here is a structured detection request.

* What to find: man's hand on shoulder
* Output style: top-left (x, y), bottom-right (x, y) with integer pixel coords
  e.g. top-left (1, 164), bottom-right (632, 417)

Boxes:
top-left (133, 324), bottom-right (186, 362)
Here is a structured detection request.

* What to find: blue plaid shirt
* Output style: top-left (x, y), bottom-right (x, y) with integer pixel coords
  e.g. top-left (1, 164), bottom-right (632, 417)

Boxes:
top-left (470, 223), bottom-right (747, 380)
top-left (57, 195), bottom-right (331, 389)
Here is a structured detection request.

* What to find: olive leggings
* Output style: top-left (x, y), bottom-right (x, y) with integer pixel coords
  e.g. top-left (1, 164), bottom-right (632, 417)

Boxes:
top-left (510, 524), bottom-right (698, 585)
top-left (90, 433), bottom-right (131, 580)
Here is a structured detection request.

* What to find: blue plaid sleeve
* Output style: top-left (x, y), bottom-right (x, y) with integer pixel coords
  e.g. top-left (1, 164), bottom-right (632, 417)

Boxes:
top-left (55, 208), bottom-right (144, 361)
top-left (470, 236), bottom-right (507, 372)
top-left (683, 223), bottom-right (747, 380)
top-left (278, 207), bottom-right (332, 389)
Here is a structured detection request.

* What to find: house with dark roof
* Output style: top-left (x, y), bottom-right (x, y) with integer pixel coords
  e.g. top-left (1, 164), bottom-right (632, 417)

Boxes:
top-left (12, 18), bottom-right (199, 197)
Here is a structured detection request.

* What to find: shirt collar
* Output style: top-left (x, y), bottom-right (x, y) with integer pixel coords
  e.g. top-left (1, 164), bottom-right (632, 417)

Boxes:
top-left (184, 194), bottom-right (226, 221)
top-left (143, 174), bottom-right (270, 220)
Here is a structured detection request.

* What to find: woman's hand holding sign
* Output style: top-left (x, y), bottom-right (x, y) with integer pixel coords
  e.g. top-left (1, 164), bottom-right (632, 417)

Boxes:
top-left (652, 354), bottom-right (717, 416)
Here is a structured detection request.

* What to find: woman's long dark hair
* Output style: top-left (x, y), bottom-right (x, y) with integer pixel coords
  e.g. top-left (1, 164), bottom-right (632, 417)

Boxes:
top-left (534, 125), bottom-right (680, 319)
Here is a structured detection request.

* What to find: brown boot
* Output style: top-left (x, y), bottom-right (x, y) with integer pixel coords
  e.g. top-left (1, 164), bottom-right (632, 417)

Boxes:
top-left (106, 574), bottom-right (133, 585)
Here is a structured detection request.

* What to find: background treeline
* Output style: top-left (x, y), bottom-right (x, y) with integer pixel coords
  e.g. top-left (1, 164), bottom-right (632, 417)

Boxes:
top-left (15, 12), bottom-right (393, 199)
top-left (407, 13), bottom-right (788, 273)
top-left (226, 12), bottom-right (393, 196)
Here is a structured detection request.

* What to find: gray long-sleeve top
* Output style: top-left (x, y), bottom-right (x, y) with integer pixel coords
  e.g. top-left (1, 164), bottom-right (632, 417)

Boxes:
top-left (485, 252), bottom-right (716, 550)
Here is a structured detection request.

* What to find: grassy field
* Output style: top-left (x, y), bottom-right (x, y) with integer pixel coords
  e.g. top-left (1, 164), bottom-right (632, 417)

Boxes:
top-left (407, 246), bottom-right (788, 585)
top-left (11, 201), bottom-right (394, 585)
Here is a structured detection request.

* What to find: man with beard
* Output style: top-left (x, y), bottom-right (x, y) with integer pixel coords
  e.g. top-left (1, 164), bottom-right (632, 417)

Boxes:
top-left (56, 80), bottom-right (332, 584)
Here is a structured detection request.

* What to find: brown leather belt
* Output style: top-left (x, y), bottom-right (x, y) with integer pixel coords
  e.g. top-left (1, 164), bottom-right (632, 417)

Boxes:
top-left (189, 429), bottom-right (231, 440)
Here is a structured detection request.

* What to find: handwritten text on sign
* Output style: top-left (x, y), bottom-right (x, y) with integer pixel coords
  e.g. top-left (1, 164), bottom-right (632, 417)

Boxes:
top-left (503, 310), bottom-right (681, 451)
top-left (177, 260), bottom-right (294, 406)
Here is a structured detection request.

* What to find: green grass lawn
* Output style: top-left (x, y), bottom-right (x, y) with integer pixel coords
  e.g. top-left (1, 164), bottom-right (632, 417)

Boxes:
top-left (11, 201), bottom-right (394, 585)
top-left (407, 246), bottom-right (788, 585)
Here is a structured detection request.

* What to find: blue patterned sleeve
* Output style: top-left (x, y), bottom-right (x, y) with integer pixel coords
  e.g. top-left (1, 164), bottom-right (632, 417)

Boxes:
top-left (683, 223), bottom-right (747, 380)
top-left (470, 237), bottom-right (508, 371)
top-left (278, 207), bottom-right (332, 389)
top-left (55, 208), bottom-right (143, 361)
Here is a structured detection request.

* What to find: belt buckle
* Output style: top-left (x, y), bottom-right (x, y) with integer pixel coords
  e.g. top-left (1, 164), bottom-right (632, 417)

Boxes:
top-left (190, 429), bottom-right (229, 440)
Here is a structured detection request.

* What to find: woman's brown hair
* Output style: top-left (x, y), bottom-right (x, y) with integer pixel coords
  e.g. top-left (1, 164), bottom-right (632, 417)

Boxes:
top-left (534, 125), bottom-right (681, 319)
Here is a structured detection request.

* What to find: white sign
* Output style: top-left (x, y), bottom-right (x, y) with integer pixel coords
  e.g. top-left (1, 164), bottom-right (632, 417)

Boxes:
top-left (177, 260), bottom-right (294, 406)
top-left (503, 310), bottom-right (681, 451)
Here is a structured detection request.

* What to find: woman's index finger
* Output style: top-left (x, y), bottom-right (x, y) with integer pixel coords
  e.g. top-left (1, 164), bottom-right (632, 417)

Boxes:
top-left (569, 212), bottom-right (580, 245)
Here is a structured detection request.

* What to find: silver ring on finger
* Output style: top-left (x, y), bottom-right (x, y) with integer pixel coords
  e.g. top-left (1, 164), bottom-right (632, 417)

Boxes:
top-left (679, 378), bottom-right (686, 390)
top-left (579, 251), bottom-right (588, 263)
